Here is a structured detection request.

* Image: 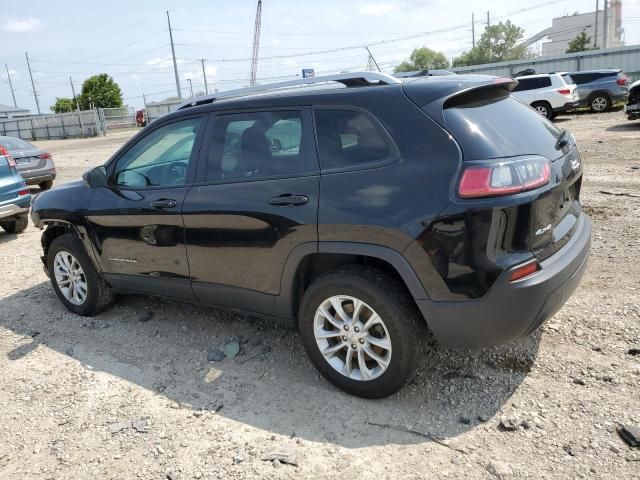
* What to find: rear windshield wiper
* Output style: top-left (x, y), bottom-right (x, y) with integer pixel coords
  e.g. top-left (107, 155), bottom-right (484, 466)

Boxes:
top-left (555, 129), bottom-right (570, 150)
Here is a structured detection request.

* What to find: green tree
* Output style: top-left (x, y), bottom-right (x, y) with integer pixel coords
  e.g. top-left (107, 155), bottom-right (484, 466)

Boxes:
top-left (77, 74), bottom-right (123, 110)
top-left (50, 97), bottom-right (75, 113)
top-left (453, 21), bottom-right (530, 67)
top-left (566, 30), bottom-right (597, 53)
top-left (394, 47), bottom-right (450, 72)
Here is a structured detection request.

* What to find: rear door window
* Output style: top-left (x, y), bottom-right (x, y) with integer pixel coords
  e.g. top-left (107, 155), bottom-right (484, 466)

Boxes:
top-left (443, 89), bottom-right (564, 161)
top-left (314, 109), bottom-right (397, 171)
top-left (206, 110), bottom-right (314, 182)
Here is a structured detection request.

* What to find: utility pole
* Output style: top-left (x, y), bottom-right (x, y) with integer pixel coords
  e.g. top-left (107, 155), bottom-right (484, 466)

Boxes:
top-left (200, 58), bottom-right (209, 94)
top-left (365, 46), bottom-right (381, 72)
top-left (166, 11), bottom-right (182, 99)
top-left (249, 0), bottom-right (263, 86)
top-left (25, 52), bottom-right (41, 115)
top-left (486, 11), bottom-right (490, 28)
top-left (187, 78), bottom-right (193, 97)
top-left (602, 0), bottom-right (608, 49)
top-left (70, 76), bottom-right (85, 134)
top-left (4, 63), bottom-right (17, 108)
top-left (594, 0), bottom-right (599, 48)
top-left (472, 13), bottom-right (476, 47)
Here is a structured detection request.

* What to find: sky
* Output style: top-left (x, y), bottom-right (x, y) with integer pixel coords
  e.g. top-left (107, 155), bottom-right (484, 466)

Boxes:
top-left (2, 0), bottom-right (640, 111)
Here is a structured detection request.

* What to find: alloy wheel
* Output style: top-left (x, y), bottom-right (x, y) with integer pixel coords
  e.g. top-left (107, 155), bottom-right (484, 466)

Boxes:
top-left (53, 251), bottom-right (88, 306)
top-left (314, 295), bottom-right (392, 381)
top-left (534, 105), bottom-right (548, 117)
top-left (591, 97), bottom-right (608, 112)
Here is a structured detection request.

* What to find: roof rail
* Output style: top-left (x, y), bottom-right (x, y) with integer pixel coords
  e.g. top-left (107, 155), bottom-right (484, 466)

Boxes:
top-left (176, 71), bottom-right (402, 110)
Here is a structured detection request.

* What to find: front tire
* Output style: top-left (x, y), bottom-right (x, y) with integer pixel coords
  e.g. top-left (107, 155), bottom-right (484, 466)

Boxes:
top-left (39, 180), bottom-right (53, 190)
top-left (1, 214), bottom-right (28, 234)
top-left (47, 233), bottom-right (114, 316)
top-left (298, 266), bottom-right (424, 398)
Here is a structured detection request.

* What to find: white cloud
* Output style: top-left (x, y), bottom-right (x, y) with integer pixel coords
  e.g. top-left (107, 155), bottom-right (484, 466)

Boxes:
top-left (1, 69), bottom-right (17, 80)
top-left (3, 17), bottom-right (42, 33)
top-left (145, 55), bottom-right (187, 69)
top-left (358, 3), bottom-right (395, 16)
top-left (183, 65), bottom-right (218, 83)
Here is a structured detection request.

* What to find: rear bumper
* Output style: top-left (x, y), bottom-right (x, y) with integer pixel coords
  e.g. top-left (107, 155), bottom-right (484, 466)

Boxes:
top-left (417, 214), bottom-right (591, 348)
top-left (554, 100), bottom-right (580, 113)
top-left (21, 170), bottom-right (56, 184)
top-left (0, 199), bottom-right (30, 220)
top-left (625, 102), bottom-right (640, 120)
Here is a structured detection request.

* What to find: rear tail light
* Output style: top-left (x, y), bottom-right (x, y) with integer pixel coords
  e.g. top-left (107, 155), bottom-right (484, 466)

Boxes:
top-left (510, 261), bottom-right (540, 282)
top-left (0, 146), bottom-right (16, 168)
top-left (557, 88), bottom-right (571, 95)
top-left (18, 189), bottom-right (30, 196)
top-left (616, 77), bottom-right (628, 86)
top-left (37, 152), bottom-right (52, 159)
top-left (458, 156), bottom-right (551, 199)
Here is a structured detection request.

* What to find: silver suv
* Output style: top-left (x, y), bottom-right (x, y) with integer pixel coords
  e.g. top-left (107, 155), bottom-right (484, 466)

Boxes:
top-left (568, 69), bottom-right (629, 113)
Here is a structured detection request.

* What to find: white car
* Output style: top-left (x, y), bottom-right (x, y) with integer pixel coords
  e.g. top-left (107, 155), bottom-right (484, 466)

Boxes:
top-left (511, 73), bottom-right (579, 120)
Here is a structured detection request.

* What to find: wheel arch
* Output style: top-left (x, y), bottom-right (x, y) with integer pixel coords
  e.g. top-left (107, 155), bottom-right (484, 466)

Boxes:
top-left (275, 242), bottom-right (430, 323)
top-left (40, 220), bottom-right (101, 272)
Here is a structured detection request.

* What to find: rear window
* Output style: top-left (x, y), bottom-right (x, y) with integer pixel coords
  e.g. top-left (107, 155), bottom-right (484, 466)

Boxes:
top-left (0, 137), bottom-right (34, 150)
top-left (562, 74), bottom-right (574, 85)
top-left (443, 89), bottom-right (564, 161)
top-left (513, 77), bottom-right (552, 91)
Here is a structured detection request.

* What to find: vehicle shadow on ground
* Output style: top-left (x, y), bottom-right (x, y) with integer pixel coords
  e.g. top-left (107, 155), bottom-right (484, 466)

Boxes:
top-left (0, 231), bottom-right (22, 246)
top-left (606, 122), bottom-right (640, 132)
top-left (0, 282), bottom-right (541, 448)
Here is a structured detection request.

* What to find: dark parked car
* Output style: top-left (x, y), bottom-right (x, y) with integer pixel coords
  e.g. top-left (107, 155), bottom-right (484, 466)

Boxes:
top-left (0, 136), bottom-right (56, 190)
top-left (567, 69), bottom-right (629, 112)
top-left (0, 145), bottom-right (31, 233)
top-left (30, 72), bottom-right (591, 398)
top-left (625, 79), bottom-right (640, 120)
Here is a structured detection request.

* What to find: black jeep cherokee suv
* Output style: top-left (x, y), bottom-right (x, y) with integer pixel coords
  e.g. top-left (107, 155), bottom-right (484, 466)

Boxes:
top-left (31, 72), bottom-right (591, 398)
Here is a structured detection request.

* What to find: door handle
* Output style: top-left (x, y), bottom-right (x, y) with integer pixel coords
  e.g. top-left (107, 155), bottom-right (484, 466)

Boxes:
top-left (149, 198), bottom-right (178, 209)
top-left (269, 194), bottom-right (309, 207)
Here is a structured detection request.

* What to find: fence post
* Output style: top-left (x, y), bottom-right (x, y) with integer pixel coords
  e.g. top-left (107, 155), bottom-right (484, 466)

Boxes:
top-left (576, 55), bottom-right (581, 71)
top-left (60, 114), bottom-right (66, 138)
top-left (44, 115), bottom-right (51, 139)
top-left (0, 121), bottom-right (5, 135)
top-left (30, 118), bottom-right (36, 140)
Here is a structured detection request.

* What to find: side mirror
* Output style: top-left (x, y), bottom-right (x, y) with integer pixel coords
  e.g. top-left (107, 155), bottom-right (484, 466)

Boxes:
top-left (82, 165), bottom-right (108, 188)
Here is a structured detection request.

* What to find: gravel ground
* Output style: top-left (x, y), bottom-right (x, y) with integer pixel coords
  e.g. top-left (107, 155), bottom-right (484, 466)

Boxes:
top-left (0, 112), bottom-right (639, 480)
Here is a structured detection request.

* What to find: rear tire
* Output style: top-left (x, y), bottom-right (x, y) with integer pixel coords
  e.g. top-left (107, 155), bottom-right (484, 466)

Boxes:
top-left (589, 94), bottom-right (611, 113)
top-left (531, 101), bottom-right (553, 119)
top-left (39, 180), bottom-right (53, 190)
top-left (298, 266), bottom-right (425, 398)
top-left (1, 214), bottom-right (28, 234)
top-left (47, 233), bottom-right (114, 316)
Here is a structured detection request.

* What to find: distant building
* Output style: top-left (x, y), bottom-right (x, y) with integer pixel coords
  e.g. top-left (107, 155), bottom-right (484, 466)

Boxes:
top-left (0, 104), bottom-right (31, 119)
top-left (523, 1), bottom-right (624, 56)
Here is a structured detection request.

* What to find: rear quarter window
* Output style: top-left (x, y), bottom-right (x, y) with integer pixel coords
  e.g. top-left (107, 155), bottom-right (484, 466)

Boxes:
top-left (443, 89), bottom-right (564, 161)
top-left (314, 108), bottom-right (397, 171)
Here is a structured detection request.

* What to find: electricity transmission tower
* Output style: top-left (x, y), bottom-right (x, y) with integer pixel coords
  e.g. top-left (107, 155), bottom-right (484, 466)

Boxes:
top-left (248, 0), bottom-right (263, 86)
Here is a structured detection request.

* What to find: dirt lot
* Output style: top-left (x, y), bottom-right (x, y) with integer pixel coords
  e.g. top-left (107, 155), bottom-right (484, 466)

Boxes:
top-left (1, 113), bottom-right (639, 480)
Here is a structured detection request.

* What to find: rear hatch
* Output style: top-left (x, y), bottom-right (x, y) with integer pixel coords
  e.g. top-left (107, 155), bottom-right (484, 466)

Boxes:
top-left (0, 155), bottom-right (24, 204)
top-left (407, 80), bottom-right (583, 261)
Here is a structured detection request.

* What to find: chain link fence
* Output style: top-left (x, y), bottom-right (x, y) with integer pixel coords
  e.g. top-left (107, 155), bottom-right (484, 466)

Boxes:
top-left (101, 107), bottom-right (137, 131)
top-left (145, 99), bottom-right (181, 124)
top-left (0, 110), bottom-right (104, 140)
